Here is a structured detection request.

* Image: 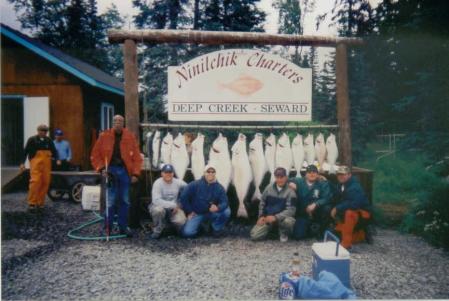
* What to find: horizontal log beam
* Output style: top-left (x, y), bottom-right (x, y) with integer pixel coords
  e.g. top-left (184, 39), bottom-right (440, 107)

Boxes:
top-left (108, 29), bottom-right (364, 47)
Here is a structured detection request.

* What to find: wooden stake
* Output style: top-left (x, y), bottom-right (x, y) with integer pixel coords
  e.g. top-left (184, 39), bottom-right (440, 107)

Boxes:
top-left (336, 42), bottom-right (352, 167)
top-left (123, 39), bottom-right (140, 143)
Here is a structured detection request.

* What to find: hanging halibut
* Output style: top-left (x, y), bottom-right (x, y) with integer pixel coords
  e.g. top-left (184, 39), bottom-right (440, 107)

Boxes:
top-left (209, 133), bottom-right (232, 191)
top-left (264, 133), bottom-right (276, 182)
top-left (275, 132), bottom-right (293, 175)
top-left (249, 133), bottom-right (267, 201)
top-left (151, 130), bottom-right (161, 169)
top-left (171, 133), bottom-right (189, 180)
top-left (191, 133), bottom-right (205, 180)
top-left (231, 133), bottom-right (253, 218)
top-left (160, 132), bottom-right (173, 166)
top-left (326, 133), bottom-right (339, 174)
top-left (291, 133), bottom-right (305, 177)
top-left (315, 133), bottom-right (327, 171)
top-left (304, 133), bottom-right (315, 166)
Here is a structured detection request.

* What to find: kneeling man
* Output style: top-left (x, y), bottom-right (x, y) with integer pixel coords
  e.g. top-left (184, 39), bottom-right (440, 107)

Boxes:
top-left (180, 164), bottom-right (231, 238)
top-left (149, 164), bottom-right (187, 239)
top-left (250, 167), bottom-right (296, 242)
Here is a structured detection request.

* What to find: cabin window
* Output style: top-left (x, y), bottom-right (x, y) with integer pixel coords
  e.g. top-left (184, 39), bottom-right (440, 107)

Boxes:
top-left (101, 103), bottom-right (114, 131)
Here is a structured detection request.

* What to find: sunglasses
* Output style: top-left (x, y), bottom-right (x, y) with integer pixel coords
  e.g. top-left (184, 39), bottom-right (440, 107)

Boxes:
top-left (206, 170), bottom-right (216, 174)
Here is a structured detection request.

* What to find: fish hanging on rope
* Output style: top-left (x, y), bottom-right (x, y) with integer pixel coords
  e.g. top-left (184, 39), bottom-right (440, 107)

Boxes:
top-left (276, 132), bottom-right (293, 176)
top-left (160, 132), bottom-right (173, 166)
top-left (291, 133), bottom-right (305, 178)
top-left (209, 133), bottom-right (232, 191)
top-left (171, 133), bottom-right (189, 180)
top-left (249, 133), bottom-right (267, 201)
top-left (326, 133), bottom-right (339, 174)
top-left (315, 133), bottom-right (327, 171)
top-left (231, 133), bottom-right (253, 218)
top-left (191, 133), bottom-right (205, 180)
top-left (264, 133), bottom-right (276, 183)
top-left (151, 130), bottom-right (161, 169)
top-left (304, 133), bottom-right (315, 166)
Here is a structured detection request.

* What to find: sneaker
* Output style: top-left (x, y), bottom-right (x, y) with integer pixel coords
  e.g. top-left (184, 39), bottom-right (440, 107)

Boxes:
top-left (149, 232), bottom-right (161, 240)
top-left (280, 233), bottom-right (289, 243)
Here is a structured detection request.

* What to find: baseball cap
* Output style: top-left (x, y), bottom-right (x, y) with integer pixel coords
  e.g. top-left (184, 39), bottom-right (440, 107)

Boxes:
top-left (336, 165), bottom-right (351, 174)
top-left (306, 165), bottom-right (319, 173)
top-left (37, 124), bottom-right (49, 131)
top-left (204, 164), bottom-right (216, 173)
top-left (161, 164), bottom-right (174, 173)
top-left (54, 128), bottom-right (64, 136)
top-left (274, 167), bottom-right (287, 177)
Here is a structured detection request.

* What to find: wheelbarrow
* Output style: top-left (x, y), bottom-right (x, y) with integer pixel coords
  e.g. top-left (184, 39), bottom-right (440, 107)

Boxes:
top-left (47, 171), bottom-right (101, 203)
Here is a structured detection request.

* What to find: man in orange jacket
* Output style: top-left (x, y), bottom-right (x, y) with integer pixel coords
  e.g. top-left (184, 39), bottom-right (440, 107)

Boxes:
top-left (91, 115), bottom-right (142, 236)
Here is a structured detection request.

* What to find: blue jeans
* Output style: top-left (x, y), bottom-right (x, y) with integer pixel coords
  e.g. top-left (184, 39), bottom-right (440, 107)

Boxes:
top-left (105, 165), bottom-right (130, 231)
top-left (182, 207), bottom-right (231, 238)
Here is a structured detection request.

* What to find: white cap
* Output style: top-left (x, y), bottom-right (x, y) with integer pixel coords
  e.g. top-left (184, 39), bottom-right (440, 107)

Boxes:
top-left (204, 164), bottom-right (216, 172)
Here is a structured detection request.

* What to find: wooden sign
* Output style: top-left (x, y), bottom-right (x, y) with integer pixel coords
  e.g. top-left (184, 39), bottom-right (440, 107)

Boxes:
top-left (168, 49), bottom-right (312, 121)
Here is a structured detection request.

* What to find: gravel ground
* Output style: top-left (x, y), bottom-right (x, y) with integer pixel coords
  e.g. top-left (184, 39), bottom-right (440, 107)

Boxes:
top-left (2, 192), bottom-right (449, 300)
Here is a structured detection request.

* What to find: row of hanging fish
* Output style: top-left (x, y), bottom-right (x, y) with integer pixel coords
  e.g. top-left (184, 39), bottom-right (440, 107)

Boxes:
top-left (146, 131), bottom-right (339, 219)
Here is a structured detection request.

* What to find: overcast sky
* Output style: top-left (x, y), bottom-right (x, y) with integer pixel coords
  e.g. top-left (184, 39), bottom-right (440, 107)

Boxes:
top-left (1, 0), bottom-right (341, 36)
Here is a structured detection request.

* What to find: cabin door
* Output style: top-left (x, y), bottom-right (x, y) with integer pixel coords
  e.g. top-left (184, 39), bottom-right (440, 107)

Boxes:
top-left (23, 97), bottom-right (49, 167)
top-left (1, 96), bottom-right (24, 166)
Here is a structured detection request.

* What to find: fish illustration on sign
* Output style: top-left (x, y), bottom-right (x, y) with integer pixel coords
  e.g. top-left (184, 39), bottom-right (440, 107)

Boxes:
top-left (219, 75), bottom-right (263, 96)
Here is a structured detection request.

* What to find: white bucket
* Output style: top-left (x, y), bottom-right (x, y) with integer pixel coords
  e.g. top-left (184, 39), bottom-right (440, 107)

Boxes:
top-left (81, 185), bottom-right (101, 211)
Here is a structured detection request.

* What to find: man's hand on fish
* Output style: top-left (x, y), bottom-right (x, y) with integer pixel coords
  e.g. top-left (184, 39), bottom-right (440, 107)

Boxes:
top-left (131, 175), bottom-right (138, 183)
top-left (306, 203), bottom-right (317, 216)
top-left (288, 182), bottom-right (297, 191)
top-left (265, 215), bottom-right (276, 224)
top-left (256, 217), bottom-right (266, 225)
top-left (188, 212), bottom-right (196, 219)
top-left (209, 204), bottom-right (219, 213)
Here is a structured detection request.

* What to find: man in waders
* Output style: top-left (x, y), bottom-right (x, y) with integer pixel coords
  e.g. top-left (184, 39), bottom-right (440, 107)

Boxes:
top-left (91, 115), bottom-right (142, 237)
top-left (20, 124), bottom-right (60, 212)
top-left (331, 165), bottom-right (372, 249)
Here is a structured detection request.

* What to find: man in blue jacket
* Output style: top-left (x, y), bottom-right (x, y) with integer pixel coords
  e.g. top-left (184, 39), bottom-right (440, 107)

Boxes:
top-left (180, 164), bottom-right (231, 238)
top-left (289, 165), bottom-right (333, 240)
top-left (331, 165), bottom-right (371, 249)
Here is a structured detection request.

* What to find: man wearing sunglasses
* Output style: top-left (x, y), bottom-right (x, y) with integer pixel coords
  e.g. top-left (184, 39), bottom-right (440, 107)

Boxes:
top-left (20, 124), bottom-right (60, 211)
top-left (180, 164), bottom-right (231, 238)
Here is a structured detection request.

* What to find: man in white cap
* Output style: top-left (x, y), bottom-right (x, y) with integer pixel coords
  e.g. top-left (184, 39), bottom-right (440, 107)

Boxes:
top-left (180, 164), bottom-right (231, 238)
top-left (149, 164), bottom-right (187, 239)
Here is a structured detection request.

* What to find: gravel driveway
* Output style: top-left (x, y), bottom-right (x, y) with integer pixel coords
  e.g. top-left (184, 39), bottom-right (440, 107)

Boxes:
top-left (2, 192), bottom-right (449, 300)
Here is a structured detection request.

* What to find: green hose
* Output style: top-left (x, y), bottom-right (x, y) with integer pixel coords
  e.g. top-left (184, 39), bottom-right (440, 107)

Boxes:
top-left (67, 211), bottom-right (128, 240)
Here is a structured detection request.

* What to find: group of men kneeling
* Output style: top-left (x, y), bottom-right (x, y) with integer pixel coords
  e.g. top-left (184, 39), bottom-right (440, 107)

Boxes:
top-left (149, 163), bottom-right (371, 249)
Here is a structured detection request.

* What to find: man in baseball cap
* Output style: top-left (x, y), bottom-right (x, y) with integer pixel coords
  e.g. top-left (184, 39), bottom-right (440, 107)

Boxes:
top-left (149, 163), bottom-right (187, 239)
top-left (20, 124), bottom-right (60, 211)
top-left (180, 163), bottom-right (231, 238)
top-left (288, 164), bottom-right (333, 240)
top-left (53, 128), bottom-right (72, 171)
top-left (250, 166), bottom-right (296, 243)
top-left (331, 165), bottom-right (372, 249)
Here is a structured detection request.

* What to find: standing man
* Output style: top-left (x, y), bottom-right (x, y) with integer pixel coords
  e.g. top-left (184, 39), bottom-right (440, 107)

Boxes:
top-left (91, 115), bottom-right (143, 237)
top-left (288, 165), bottom-right (333, 240)
top-left (53, 128), bottom-right (72, 171)
top-left (180, 164), bottom-right (231, 238)
top-left (20, 124), bottom-right (60, 211)
top-left (149, 164), bottom-right (187, 239)
top-left (331, 166), bottom-right (371, 249)
top-left (250, 167), bottom-right (296, 242)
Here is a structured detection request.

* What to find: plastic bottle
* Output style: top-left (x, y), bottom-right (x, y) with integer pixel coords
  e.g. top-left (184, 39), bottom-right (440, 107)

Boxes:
top-left (290, 252), bottom-right (301, 277)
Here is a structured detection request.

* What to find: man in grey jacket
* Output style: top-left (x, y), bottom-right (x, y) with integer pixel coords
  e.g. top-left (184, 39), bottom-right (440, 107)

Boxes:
top-left (149, 164), bottom-right (187, 239)
top-left (250, 167), bottom-right (296, 242)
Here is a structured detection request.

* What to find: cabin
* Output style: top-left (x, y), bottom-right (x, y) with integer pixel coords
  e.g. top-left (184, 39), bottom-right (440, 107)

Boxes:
top-left (1, 24), bottom-right (124, 177)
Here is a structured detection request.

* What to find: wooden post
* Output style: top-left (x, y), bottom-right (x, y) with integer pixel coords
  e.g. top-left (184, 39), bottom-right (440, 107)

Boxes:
top-left (123, 39), bottom-right (140, 143)
top-left (336, 42), bottom-right (352, 168)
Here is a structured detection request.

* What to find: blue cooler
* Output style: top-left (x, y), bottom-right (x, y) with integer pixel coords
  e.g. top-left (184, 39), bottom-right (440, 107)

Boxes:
top-left (312, 231), bottom-right (351, 288)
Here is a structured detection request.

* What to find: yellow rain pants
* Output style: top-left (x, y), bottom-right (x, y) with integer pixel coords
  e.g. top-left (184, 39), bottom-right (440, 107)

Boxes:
top-left (28, 150), bottom-right (52, 207)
